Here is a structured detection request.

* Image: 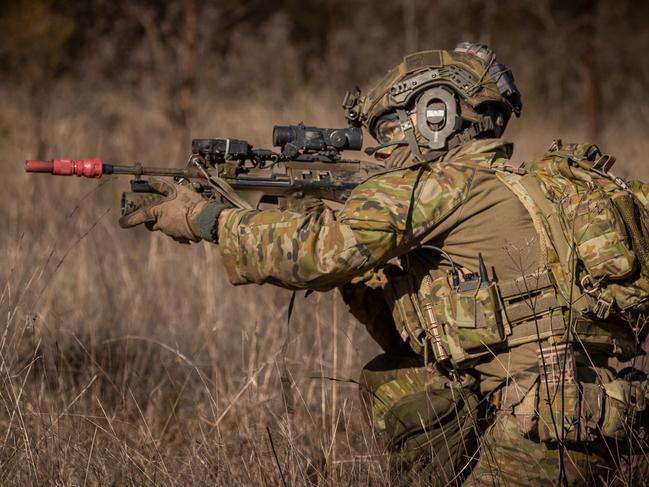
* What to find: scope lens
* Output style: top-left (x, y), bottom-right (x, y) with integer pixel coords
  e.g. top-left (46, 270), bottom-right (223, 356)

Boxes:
top-left (329, 130), bottom-right (347, 149)
top-left (272, 126), bottom-right (296, 148)
top-left (344, 127), bottom-right (363, 150)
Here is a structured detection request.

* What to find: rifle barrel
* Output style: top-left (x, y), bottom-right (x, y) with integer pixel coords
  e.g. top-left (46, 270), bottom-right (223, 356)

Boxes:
top-left (107, 164), bottom-right (191, 178)
top-left (25, 159), bottom-right (197, 179)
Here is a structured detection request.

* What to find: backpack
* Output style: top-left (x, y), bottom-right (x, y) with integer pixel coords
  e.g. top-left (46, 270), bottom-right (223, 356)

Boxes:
top-left (497, 139), bottom-right (649, 321)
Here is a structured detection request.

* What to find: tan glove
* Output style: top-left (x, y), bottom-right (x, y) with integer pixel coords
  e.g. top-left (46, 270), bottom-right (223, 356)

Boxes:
top-left (119, 178), bottom-right (227, 243)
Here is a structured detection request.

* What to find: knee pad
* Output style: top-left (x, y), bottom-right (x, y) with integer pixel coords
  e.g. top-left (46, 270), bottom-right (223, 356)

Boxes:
top-left (359, 354), bottom-right (480, 485)
top-left (359, 354), bottom-right (479, 447)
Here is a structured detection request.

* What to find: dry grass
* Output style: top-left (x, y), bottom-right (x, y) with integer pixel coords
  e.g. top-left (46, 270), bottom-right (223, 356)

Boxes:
top-left (2, 78), bottom-right (649, 485)
top-left (1, 82), bottom-right (390, 486)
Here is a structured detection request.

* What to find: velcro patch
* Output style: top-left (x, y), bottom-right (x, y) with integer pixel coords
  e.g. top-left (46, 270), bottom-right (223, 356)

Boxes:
top-left (401, 50), bottom-right (442, 75)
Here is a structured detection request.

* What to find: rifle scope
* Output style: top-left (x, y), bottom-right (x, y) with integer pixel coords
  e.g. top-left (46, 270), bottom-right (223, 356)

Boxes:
top-left (272, 124), bottom-right (362, 152)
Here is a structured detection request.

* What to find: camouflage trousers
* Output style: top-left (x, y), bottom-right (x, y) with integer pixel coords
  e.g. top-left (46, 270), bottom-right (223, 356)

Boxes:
top-left (464, 412), bottom-right (617, 486)
top-left (359, 354), bottom-right (480, 486)
top-left (360, 353), bottom-right (646, 486)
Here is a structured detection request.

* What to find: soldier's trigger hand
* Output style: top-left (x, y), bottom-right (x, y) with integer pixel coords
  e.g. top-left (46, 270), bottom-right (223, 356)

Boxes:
top-left (118, 177), bottom-right (208, 243)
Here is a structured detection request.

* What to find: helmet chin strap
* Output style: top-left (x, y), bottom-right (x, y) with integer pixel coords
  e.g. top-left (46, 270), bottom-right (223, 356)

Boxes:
top-left (446, 115), bottom-right (498, 148)
top-left (396, 108), bottom-right (426, 162)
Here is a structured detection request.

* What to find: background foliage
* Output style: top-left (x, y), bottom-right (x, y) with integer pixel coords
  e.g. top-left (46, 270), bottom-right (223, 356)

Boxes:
top-left (1, 0), bottom-right (648, 484)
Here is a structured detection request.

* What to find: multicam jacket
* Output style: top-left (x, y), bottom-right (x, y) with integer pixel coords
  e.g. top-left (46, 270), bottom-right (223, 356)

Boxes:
top-left (218, 138), bottom-right (648, 411)
top-left (218, 139), bottom-right (540, 291)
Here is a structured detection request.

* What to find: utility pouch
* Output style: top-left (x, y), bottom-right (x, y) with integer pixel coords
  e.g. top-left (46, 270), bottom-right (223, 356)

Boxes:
top-left (512, 381), bottom-right (540, 436)
top-left (559, 189), bottom-right (636, 280)
top-left (383, 272), bottom-right (427, 354)
top-left (605, 277), bottom-right (649, 315)
top-left (537, 376), bottom-right (649, 443)
top-left (385, 381), bottom-right (480, 484)
top-left (536, 343), bottom-right (602, 443)
top-left (385, 387), bottom-right (458, 447)
top-left (538, 382), bottom-right (583, 443)
top-left (536, 343), bottom-right (649, 443)
top-left (441, 281), bottom-right (507, 354)
top-left (600, 377), bottom-right (648, 440)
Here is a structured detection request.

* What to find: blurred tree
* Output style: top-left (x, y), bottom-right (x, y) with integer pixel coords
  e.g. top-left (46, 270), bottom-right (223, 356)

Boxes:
top-left (0, 0), bottom-right (74, 157)
top-left (1, 0), bottom-right (648, 151)
top-left (551, 0), bottom-right (602, 140)
top-left (177, 0), bottom-right (197, 146)
top-left (124, 0), bottom-right (277, 151)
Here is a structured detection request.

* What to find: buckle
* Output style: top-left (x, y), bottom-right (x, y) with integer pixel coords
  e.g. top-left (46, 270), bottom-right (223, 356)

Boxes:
top-left (580, 274), bottom-right (600, 295)
top-left (592, 296), bottom-right (613, 319)
top-left (399, 119), bottom-right (413, 132)
top-left (592, 154), bottom-right (616, 172)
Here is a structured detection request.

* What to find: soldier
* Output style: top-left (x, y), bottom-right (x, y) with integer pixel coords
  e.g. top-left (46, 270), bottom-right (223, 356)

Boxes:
top-left (120, 43), bottom-right (649, 485)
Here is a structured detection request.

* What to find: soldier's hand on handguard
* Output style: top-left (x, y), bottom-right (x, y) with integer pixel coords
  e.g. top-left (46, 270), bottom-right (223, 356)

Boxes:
top-left (118, 178), bottom-right (229, 244)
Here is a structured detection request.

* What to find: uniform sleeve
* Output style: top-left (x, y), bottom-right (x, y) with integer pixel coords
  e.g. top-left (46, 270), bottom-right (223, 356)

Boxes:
top-left (217, 164), bottom-right (473, 290)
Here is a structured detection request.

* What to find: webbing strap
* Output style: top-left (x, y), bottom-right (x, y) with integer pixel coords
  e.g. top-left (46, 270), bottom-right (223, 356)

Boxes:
top-left (397, 108), bottom-right (425, 163)
top-left (498, 269), bottom-right (554, 299)
top-left (190, 159), bottom-right (254, 210)
top-left (505, 295), bottom-right (563, 323)
top-left (446, 117), bottom-right (495, 149)
top-left (507, 314), bottom-right (566, 347)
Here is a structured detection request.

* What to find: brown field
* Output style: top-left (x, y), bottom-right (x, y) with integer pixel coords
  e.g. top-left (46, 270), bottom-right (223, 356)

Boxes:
top-left (2, 82), bottom-right (648, 485)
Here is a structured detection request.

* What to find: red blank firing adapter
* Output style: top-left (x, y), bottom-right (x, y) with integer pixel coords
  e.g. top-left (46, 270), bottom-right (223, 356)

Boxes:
top-left (25, 159), bottom-right (104, 178)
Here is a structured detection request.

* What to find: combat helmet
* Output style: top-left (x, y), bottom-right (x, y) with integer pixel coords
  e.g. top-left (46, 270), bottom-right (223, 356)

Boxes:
top-left (342, 42), bottom-right (522, 161)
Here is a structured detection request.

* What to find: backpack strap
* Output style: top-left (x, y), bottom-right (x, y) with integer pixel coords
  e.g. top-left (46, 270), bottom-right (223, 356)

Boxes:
top-left (495, 169), bottom-right (594, 315)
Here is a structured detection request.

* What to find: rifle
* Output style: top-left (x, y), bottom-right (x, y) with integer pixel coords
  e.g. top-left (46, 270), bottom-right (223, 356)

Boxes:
top-left (25, 123), bottom-right (380, 213)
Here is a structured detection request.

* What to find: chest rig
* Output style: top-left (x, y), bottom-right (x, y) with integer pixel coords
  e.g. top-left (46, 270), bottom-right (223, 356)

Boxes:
top-left (382, 141), bottom-right (647, 368)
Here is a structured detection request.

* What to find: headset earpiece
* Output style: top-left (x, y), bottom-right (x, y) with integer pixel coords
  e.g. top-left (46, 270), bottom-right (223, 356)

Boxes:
top-left (415, 87), bottom-right (462, 150)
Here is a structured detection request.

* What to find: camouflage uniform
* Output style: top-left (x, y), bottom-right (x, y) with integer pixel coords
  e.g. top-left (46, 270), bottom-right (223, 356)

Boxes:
top-left (121, 45), bottom-right (647, 484)
top-left (218, 139), bottom-right (538, 289)
top-left (217, 134), bottom-right (647, 484)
